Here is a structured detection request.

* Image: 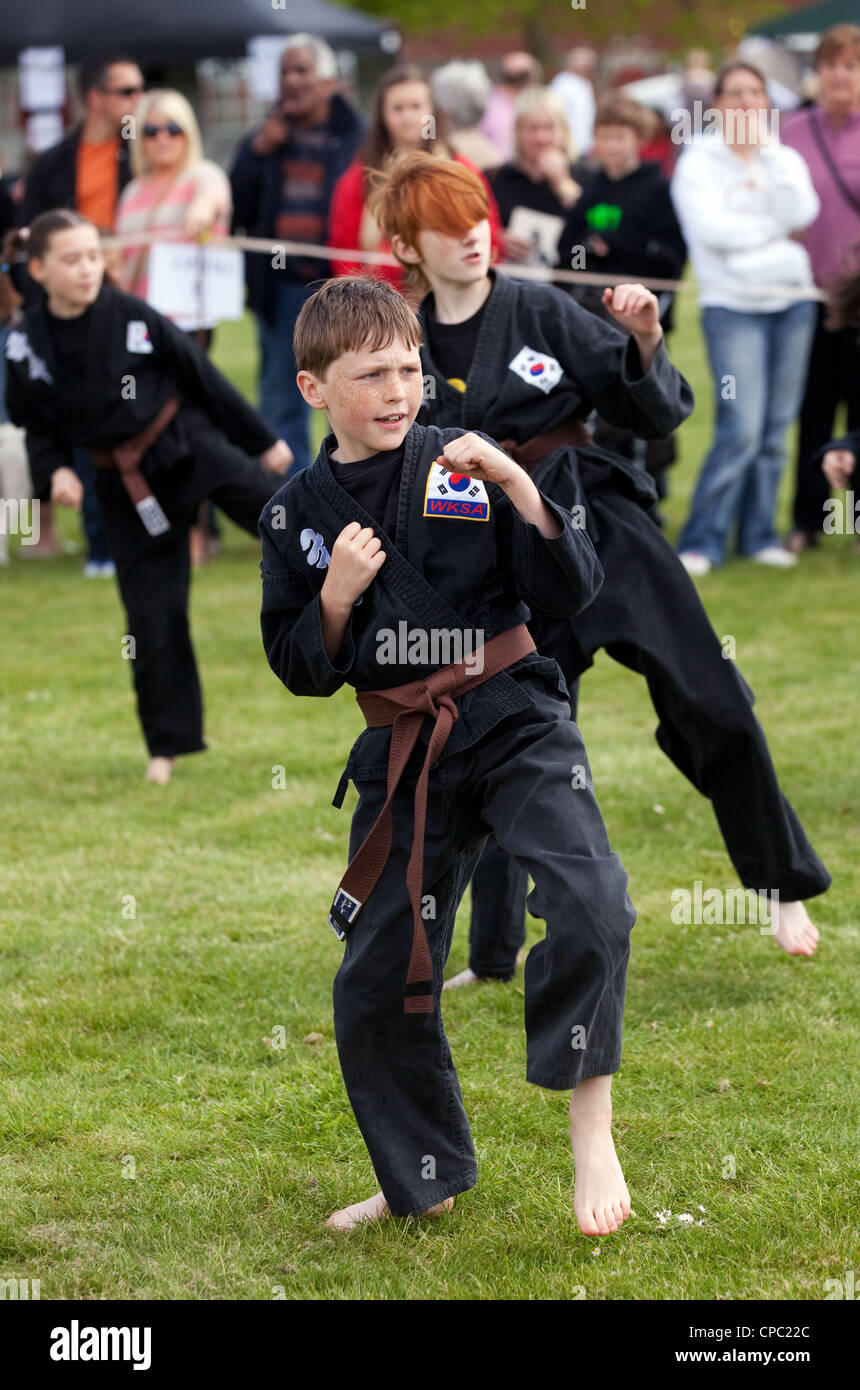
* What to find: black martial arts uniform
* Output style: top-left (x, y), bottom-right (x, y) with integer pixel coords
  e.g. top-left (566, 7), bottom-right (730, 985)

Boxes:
top-left (418, 269), bottom-right (830, 981)
top-left (5, 285), bottom-right (280, 757)
top-left (259, 422), bottom-right (635, 1215)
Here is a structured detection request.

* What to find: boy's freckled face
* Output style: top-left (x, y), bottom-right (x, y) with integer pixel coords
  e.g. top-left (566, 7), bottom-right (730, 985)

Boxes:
top-left (319, 337), bottom-right (425, 458)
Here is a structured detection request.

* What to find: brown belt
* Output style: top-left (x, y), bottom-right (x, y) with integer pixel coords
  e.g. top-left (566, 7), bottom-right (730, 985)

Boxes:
top-left (329, 623), bottom-right (537, 1013)
top-left (497, 418), bottom-right (592, 472)
top-left (89, 394), bottom-right (180, 536)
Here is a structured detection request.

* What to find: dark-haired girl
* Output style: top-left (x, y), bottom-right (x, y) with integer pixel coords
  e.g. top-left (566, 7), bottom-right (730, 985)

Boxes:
top-left (328, 63), bottom-right (503, 293)
top-left (4, 209), bottom-right (292, 783)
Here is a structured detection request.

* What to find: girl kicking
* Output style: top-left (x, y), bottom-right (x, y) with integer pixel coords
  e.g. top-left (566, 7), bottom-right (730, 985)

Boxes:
top-left (4, 209), bottom-right (291, 783)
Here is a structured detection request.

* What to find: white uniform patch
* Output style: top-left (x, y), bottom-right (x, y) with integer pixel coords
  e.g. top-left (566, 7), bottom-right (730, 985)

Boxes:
top-left (126, 320), bottom-right (154, 354)
top-left (508, 345), bottom-right (562, 395)
top-left (423, 462), bottom-right (489, 521)
top-left (300, 527), bottom-right (330, 568)
top-left (5, 329), bottom-right (53, 383)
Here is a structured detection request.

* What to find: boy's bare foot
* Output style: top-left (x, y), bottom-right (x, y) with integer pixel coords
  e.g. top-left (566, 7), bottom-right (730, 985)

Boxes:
top-left (326, 1190), bottom-right (454, 1231)
top-left (570, 1081), bottom-right (631, 1237)
top-left (771, 899), bottom-right (819, 957)
top-left (144, 756), bottom-right (175, 785)
top-left (442, 967), bottom-right (483, 990)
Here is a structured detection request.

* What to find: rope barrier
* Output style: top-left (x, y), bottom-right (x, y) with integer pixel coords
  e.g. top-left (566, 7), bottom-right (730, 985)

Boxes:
top-left (100, 228), bottom-right (828, 303)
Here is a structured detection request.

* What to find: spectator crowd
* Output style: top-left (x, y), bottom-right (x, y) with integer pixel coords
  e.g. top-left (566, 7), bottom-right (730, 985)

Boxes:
top-left (2, 24), bottom-right (860, 575)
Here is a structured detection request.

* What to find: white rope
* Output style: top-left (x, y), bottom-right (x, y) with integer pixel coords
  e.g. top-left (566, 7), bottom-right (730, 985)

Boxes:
top-left (100, 229), bottom-right (828, 303)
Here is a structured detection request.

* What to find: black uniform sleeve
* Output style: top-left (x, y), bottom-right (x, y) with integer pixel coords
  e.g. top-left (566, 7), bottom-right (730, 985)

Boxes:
top-left (259, 497), bottom-right (356, 697)
top-left (5, 357), bottom-right (73, 494)
top-left (813, 430), bottom-right (859, 485)
top-left (473, 430), bottom-right (604, 617)
top-left (545, 289), bottom-right (693, 438)
top-left (145, 304), bottom-right (277, 456)
top-left (23, 431), bottom-right (73, 497)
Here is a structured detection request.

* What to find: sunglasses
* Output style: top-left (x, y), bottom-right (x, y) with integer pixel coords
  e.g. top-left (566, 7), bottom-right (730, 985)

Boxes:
top-left (142, 122), bottom-right (185, 138)
top-left (102, 85), bottom-right (144, 97)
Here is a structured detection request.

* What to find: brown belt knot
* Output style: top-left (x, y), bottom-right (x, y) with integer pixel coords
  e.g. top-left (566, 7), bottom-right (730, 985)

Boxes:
top-left (328, 623), bottom-right (536, 1014)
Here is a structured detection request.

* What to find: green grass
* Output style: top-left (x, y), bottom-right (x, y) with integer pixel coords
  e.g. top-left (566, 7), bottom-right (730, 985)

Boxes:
top-left (1, 292), bottom-right (858, 1300)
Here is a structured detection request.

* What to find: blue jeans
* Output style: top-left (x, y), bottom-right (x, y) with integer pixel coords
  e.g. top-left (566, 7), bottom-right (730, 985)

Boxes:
top-left (256, 279), bottom-right (315, 474)
top-left (678, 302), bottom-right (816, 565)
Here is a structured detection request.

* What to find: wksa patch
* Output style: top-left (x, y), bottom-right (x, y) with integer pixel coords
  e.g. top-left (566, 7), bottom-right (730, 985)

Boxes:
top-left (508, 345), bottom-right (562, 395)
top-left (423, 462), bottom-right (490, 521)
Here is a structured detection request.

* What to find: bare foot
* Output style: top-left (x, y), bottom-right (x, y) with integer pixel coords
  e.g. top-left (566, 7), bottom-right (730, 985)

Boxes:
top-left (771, 899), bottom-right (819, 957)
top-left (326, 1190), bottom-right (454, 1231)
top-left (442, 967), bottom-right (483, 991)
top-left (570, 1084), bottom-right (631, 1237)
top-left (144, 756), bottom-right (175, 785)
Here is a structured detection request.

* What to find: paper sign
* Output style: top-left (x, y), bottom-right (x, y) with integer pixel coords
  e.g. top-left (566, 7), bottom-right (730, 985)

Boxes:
top-left (147, 242), bottom-right (245, 331)
top-left (18, 47), bottom-right (65, 111)
top-left (25, 111), bottom-right (64, 152)
top-left (246, 36), bottom-right (288, 104)
top-left (507, 206), bottom-right (566, 267)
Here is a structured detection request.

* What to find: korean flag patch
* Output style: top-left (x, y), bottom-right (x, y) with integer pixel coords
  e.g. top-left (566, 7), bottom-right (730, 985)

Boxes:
top-left (508, 345), bottom-right (562, 395)
top-left (126, 320), bottom-right (154, 354)
top-left (423, 462), bottom-right (490, 521)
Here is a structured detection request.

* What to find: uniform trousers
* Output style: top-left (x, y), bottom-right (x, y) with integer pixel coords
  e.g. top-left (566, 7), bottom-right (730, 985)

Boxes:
top-left (333, 661), bottom-right (635, 1215)
top-left (95, 409), bottom-right (279, 757)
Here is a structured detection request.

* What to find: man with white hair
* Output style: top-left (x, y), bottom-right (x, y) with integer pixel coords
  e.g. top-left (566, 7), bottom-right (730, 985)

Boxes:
top-left (550, 46), bottom-right (597, 155)
top-left (432, 61), bottom-right (499, 169)
top-left (230, 35), bottom-right (364, 472)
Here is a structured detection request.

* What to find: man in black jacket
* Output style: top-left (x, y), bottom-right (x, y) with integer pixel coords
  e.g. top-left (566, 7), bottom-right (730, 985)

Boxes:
top-left (230, 34), bottom-right (364, 474)
top-left (20, 54), bottom-right (144, 228)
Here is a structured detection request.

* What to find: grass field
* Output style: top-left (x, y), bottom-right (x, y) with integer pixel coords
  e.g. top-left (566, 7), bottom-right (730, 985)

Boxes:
top-left (1, 288), bottom-right (858, 1301)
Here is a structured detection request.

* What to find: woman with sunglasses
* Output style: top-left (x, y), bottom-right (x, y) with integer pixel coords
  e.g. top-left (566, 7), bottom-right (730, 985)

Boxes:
top-left (115, 90), bottom-right (231, 317)
top-left (116, 90), bottom-right (233, 563)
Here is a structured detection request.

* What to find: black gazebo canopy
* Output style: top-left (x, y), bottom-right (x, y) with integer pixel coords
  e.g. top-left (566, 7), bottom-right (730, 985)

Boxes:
top-left (0, 0), bottom-right (398, 65)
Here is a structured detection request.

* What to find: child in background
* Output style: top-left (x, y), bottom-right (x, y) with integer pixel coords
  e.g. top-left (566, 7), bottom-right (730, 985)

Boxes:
top-left (4, 209), bottom-right (291, 783)
top-left (556, 96), bottom-right (687, 505)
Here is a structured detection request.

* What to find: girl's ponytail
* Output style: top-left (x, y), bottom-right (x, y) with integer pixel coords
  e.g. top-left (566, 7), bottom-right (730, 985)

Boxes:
top-left (0, 209), bottom-right (96, 322)
top-left (0, 226), bottom-right (26, 321)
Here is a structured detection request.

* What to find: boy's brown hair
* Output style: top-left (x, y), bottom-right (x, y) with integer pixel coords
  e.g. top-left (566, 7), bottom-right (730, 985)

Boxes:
top-left (593, 95), bottom-right (647, 138)
top-left (367, 150), bottom-right (490, 291)
top-left (293, 275), bottom-right (422, 380)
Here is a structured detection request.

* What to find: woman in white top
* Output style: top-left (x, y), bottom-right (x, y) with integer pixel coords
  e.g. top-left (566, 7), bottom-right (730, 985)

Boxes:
top-left (671, 61), bottom-right (819, 573)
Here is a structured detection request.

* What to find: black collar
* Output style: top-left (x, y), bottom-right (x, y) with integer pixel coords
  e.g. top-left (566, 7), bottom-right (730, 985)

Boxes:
top-left (308, 423), bottom-right (476, 632)
top-left (418, 269), bottom-right (519, 429)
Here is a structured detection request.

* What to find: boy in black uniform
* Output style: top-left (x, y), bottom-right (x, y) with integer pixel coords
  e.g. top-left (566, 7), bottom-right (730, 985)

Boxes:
top-left (259, 276), bottom-right (637, 1237)
top-left (369, 152), bottom-right (828, 987)
top-left (4, 210), bottom-right (291, 783)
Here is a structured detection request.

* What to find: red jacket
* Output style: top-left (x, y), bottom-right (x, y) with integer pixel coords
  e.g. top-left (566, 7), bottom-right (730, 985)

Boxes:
top-left (328, 152), bottom-right (503, 290)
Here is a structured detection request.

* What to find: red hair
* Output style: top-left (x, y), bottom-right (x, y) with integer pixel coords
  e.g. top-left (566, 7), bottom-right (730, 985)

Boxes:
top-left (367, 151), bottom-right (490, 288)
